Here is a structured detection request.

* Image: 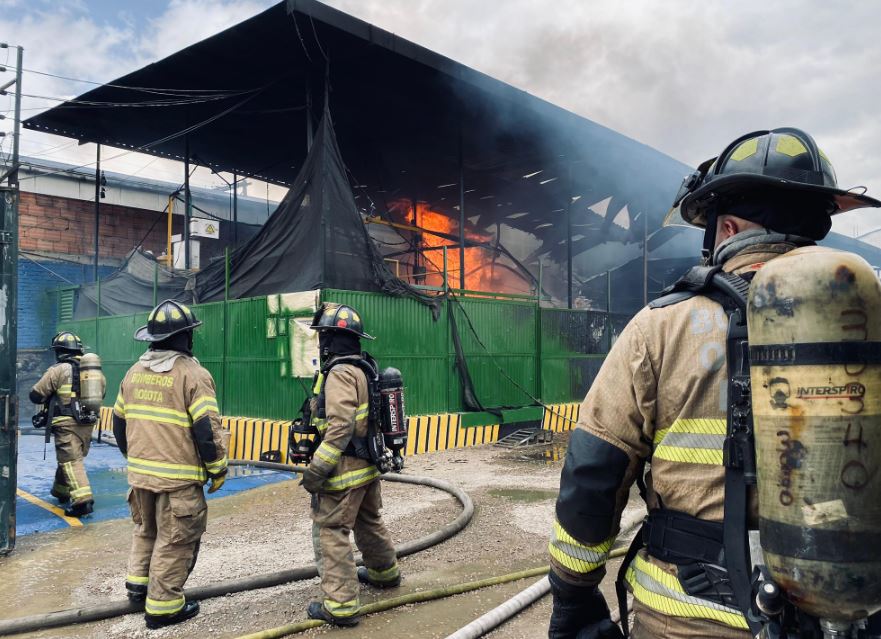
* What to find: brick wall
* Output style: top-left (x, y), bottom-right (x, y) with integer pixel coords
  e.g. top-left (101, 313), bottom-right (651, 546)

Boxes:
top-left (19, 192), bottom-right (181, 258)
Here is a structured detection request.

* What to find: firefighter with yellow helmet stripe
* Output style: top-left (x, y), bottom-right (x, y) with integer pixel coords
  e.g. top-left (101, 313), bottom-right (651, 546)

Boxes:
top-left (302, 303), bottom-right (400, 627)
top-left (112, 299), bottom-right (227, 630)
top-left (548, 128), bottom-right (881, 638)
top-left (29, 331), bottom-right (105, 518)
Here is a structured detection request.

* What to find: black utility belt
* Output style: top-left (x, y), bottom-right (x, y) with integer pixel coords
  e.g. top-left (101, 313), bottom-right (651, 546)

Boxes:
top-left (343, 436), bottom-right (372, 461)
top-left (642, 509), bottom-right (738, 609)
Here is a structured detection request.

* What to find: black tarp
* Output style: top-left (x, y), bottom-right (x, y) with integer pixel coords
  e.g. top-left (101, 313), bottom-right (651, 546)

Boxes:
top-left (74, 249), bottom-right (192, 318)
top-left (195, 106), bottom-right (435, 308)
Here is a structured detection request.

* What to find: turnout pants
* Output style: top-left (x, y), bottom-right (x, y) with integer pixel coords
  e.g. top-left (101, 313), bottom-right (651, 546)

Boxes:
top-left (630, 600), bottom-right (751, 639)
top-left (125, 484), bottom-right (207, 617)
top-left (52, 424), bottom-right (93, 505)
top-left (311, 479), bottom-right (398, 618)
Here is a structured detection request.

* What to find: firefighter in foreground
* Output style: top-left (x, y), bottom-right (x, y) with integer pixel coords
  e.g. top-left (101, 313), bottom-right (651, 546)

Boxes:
top-left (548, 128), bottom-right (881, 638)
top-left (29, 332), bottom-right (105, 518)
top-left (301, 303), bottom-right (400, 627)
top-left (112, 300), bottom-right (227, 630)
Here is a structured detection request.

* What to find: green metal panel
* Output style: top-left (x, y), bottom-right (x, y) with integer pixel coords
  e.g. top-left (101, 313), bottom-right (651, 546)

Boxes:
top-left (54, 289), bottom-right (616, 421)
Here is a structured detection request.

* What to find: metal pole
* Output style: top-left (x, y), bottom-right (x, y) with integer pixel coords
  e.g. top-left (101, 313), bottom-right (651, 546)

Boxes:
top-left (606, 270), bottom-right (612, 314)
top-left (166, 195), bottom-right (174, 269)
top-left (443, 245), bottom-right (448, 291)
top-left (458, 130), bottom-right (465, 291)
top-left (232, 172), bottom-right (238, 247)
top-left (152, 261), bottom-right (158, 307)
top-left (9, 46), bottom-right (22, 187)
top-left (184, 138), bottom-right (191, 270)
top-left (93, 145), bottom-right (100, 281)
top-left (0, 45), bottom-right (22, 555)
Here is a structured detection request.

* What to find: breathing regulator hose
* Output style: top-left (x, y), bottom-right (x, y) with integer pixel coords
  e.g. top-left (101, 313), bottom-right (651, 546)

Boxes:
top-left (0, 459), bottom-right (474, 637)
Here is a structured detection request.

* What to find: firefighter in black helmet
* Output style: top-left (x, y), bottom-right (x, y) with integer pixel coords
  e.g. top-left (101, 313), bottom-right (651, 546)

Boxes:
top-left (29, 331), bottom-right (104, 517)
top-left (113, 300), bottom-right (227, 629)
top-left (548, 128), bottom-right (881, 638)
top-left (303, 303), bottom-right (400, 627)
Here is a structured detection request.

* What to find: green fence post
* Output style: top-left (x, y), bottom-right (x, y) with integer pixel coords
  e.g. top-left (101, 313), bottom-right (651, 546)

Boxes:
top-left (535, 261), bottom-right (543, 402)
top-left (222, 247), bottom-right (229, 414)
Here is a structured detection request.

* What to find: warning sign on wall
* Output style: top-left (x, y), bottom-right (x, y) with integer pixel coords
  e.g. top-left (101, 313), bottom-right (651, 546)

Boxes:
top-left (190, 217), bottom-right (220, 239)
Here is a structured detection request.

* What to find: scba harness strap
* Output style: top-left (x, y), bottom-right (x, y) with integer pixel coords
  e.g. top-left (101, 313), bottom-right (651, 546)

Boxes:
top-left (313, 354), bottom-right (393, 472)
top-left (616, 266), bottom-right (762, 637)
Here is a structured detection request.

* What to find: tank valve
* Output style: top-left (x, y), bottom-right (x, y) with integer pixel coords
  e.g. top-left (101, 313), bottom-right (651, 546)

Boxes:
top-left (756, 581), bottom-right (784, 617)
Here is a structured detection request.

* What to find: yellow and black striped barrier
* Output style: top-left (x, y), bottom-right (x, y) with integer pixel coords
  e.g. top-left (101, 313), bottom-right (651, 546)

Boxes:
top-left (98, 403), bottom-right (578, 463)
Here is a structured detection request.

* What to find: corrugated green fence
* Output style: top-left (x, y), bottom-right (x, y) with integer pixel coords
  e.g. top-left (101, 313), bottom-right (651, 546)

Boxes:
top-left (58, 289), bottom-right (628, 420)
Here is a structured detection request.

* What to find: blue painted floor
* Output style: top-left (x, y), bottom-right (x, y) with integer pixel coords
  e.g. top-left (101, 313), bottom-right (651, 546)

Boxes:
top-left (16, 432), bottom-right (294, 536)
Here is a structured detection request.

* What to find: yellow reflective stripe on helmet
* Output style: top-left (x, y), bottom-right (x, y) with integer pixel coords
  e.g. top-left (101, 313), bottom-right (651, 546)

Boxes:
top-left (126, 574), bottom-right (149, 585)
top-left (124, 404), bottom-right (191, 428)
top-left (128, 457), bottom-right (207, 482)
top-left (313, 372), bottom-right (325, 395)
top-left (314, 441), bottom-right (342, 466)
top-left (205, 456), bottom-right (228, 474)
top-left (323, 597), bottom-right (361, 617)
top-left (355, 402), bottom-right (369, 421)
top-left (188, 395), bottom-right (219, 421)
top-left (626, 554), bottom-right (748, 629)
top-left (548, 519), bottom-right (614, 574)
top-left (323, 466), bottom-right (380, 491)
top-left (729, 137), bottom-right (759, 162)
top-left (775, 134), bottom-right (807, 158)
top-left (145, 596), bottom-right (186, 616)
top-left (654, 418), bottom-right (725, 466)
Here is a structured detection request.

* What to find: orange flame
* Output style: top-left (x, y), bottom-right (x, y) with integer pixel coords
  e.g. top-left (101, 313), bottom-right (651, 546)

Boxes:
top-left (387, 199), bottom-right (528, 293)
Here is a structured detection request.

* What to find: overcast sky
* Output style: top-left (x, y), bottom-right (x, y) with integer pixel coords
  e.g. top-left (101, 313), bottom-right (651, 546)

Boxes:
top-left (2, 0), bottom-right (880, 234)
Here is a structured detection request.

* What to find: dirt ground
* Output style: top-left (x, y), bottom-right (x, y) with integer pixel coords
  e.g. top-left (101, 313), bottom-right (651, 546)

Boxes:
top-left (0, 433), bottom-right (643, 639)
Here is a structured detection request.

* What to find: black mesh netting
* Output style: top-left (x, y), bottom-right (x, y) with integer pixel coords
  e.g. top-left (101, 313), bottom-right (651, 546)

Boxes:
top-left (74, 249), bottom-right (192, 318)
top-left (194, 106), bottom-right (437, 317)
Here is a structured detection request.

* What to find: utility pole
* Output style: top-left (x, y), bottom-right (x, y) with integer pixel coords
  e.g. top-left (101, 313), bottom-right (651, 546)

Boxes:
top-left (93, 145), bottom-right (100, 281)
top-left (0, 43), bottom-right (23, 555)
top-left (232, 171), bottom-right (238, 247)
top-left (184, 137), bottom-right (191, 270)
top-left (458, 128), bottom-right (466, 290)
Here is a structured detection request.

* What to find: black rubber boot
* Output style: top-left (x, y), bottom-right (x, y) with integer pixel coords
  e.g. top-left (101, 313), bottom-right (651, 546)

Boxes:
top-left (64, 499), bottom-right (94, 518)
top-left (145, 601), bottom-right (200, 629)
top-left (50, 487), bottom-right (70, 504)
top-left (357, 566), bottom-right (401, 589)
top-left (126, 583), bottom-right (147, 603)
top-left (307, 601), bottom-right (360, 627)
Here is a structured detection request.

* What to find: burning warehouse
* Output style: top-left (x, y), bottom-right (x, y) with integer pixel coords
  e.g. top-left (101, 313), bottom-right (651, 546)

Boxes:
top-left (23, 0), bottom-right (692, 314)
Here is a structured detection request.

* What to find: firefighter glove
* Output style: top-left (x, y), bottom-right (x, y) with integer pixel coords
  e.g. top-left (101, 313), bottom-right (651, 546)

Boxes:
top-left (548, 571), bottom-right (623, 639)
top-left (207, 471), bottom-right (227, 494)
top-left (300, 466), bottom-right (326, 494)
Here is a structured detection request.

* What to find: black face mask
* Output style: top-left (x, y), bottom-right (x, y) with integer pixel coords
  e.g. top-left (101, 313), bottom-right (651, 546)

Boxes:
top-left (319, 330), bottom-right (361, 362)
top-left (151, 331), bottom-right (193, 355)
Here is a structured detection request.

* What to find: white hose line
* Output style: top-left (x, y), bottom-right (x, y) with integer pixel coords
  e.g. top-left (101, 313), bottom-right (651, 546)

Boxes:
top-left (443, 576), bottom-right (550, 639)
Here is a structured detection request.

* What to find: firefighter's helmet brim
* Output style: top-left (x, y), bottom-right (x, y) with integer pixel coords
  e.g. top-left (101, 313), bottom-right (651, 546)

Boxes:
top-left (134, 320), bottom-right (203, 342)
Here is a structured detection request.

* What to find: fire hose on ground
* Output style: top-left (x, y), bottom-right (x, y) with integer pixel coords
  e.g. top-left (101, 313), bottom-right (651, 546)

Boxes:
top-left (234, 521), bottom-right (641, 639)
top-left (0, 459), bottom-right (475, 636)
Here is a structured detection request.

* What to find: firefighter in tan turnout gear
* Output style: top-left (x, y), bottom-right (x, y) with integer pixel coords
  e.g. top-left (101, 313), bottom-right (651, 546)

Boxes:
top-left (548, 128), bottom-right (881, 639)
top-left (29, 331), bottom-right (105, 518)
top-left (112, 300), bottom-right (227, 630)
top-left (302, 303), bottom-right (400, 627)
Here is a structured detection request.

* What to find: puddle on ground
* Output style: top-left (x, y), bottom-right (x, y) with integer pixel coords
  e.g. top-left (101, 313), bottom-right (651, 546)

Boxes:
top-left (487, 488), bottom-right (557, 503)
top-left (504, 444), bottom-right (567, 465)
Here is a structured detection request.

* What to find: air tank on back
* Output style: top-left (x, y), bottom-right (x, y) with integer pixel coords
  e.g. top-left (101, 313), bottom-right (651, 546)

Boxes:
top-left (748, 246), bottom-right (881, 623)
top-left (78, 352), bottom-right (105, 414)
